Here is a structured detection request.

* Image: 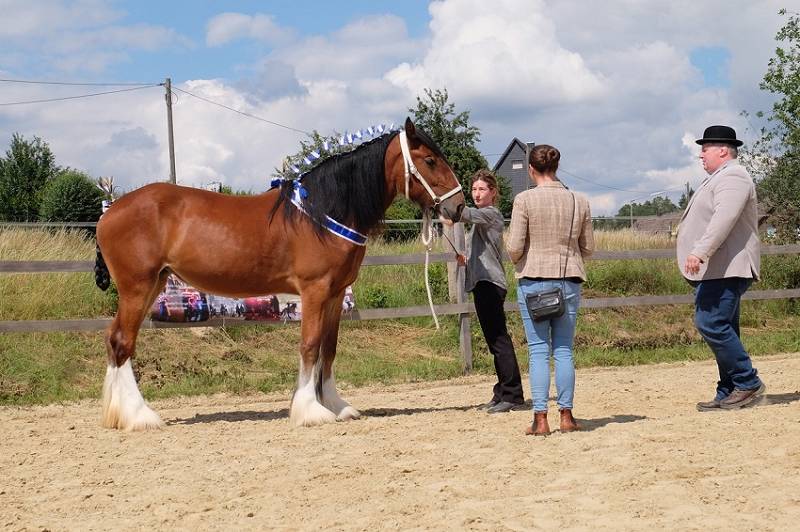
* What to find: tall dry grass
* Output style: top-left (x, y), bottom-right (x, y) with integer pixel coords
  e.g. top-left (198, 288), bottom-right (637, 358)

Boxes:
top-left (593, 229), bottom-right (674, 250)
top-left (0, 227), bottom-right (114, 320)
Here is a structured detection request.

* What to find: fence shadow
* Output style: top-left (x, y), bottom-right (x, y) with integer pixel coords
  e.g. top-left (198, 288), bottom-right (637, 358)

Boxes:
top-left (153, 396), bottom-right (800, 427)
top-left (361, 404), bottom-right (479, 417)
top-left (167, 403), bottom-right (479, 425)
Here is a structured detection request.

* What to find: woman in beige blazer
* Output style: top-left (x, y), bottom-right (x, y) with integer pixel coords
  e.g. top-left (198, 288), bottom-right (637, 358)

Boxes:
top-left (506, 145), bottom-right (594, 436)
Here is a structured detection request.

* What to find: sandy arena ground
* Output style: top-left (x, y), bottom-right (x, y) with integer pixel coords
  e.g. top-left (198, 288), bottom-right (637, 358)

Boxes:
top-left (2, 353), bottom-right (799, 531)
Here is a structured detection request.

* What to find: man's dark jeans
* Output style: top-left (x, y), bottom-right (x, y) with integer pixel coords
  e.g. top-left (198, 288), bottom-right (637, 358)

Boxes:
top-left (694, 277), bottom-right (762, 401)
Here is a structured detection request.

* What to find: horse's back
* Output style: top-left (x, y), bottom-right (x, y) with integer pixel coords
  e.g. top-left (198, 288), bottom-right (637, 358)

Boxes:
top-left (96, 181), bottom-right (364, 297)
top-left (97, 183), bottom-right (274, 276)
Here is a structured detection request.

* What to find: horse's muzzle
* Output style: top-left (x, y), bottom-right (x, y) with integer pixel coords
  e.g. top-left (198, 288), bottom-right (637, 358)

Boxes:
top-left (439, 202), bottom-right (464, 223)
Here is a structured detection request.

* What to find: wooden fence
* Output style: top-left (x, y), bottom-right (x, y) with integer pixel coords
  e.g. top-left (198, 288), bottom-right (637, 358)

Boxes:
top-left (2, 242), bottom-right (800, 372)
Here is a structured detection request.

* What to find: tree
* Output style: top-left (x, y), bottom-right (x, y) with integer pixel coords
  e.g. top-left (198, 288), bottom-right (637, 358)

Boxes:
top-left (408, 89), bottom-right (513, 215)
top-left (271, 130), bottom-right (352, 180)
top-left (678, 186), bottom-right (694, 210)
top-left (38, 169), bottom-right (104, 222)
top-left (616, 196), bottom-right (679, 218)
top-left (0, 134), bottom-right (59, 221)
top-left (744, 9), bottom-right (800, 242)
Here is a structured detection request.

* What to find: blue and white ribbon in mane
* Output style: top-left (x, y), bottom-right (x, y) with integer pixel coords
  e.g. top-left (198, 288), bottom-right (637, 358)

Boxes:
top-left (269, 177), bottom-right (369, 246)
top-left (269, 123), bottom-right (400, 247)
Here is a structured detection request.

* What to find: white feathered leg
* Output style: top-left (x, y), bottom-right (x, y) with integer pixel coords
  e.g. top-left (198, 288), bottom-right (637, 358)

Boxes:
top-left (101, 359), bottom-right (163, 431)
top-left (290, 361), bottom-right (336, 427)
top-left (321, 372), bottom-right (360, 421)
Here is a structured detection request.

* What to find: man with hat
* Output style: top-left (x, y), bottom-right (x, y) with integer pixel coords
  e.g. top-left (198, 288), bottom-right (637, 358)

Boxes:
top-left (677, 125), bottom-right (765, 411)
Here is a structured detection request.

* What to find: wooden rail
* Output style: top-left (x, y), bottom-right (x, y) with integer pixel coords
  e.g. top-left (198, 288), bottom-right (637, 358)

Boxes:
top-left (4, 245), bottom-right (800, 273)
top-left (2, 244), bottom-right (800, 373)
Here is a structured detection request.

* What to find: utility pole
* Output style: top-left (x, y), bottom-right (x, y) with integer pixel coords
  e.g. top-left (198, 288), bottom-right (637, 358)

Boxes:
top-left (164, 78), bottom-right (177, 184)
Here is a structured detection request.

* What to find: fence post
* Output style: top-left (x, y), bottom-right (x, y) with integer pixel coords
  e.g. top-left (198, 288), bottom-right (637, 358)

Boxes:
top-left (453, 222), bottom-right (472, 373)
top-left (445, 224), bottom-right (458, 303)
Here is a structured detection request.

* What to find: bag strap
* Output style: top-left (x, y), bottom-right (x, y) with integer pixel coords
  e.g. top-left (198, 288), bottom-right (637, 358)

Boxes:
top-left (558, 191), bottom-right (577, 281)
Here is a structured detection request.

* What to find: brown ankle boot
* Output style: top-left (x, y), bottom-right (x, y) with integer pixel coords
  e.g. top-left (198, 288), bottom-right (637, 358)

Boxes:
top-left (525, 412), bottom-right (551, 436)
top-left (559, 409), bottom-right (581, 432)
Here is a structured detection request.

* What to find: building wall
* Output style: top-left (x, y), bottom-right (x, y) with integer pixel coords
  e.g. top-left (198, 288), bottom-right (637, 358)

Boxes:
top-left (495, 144), bottom-right (531, 197)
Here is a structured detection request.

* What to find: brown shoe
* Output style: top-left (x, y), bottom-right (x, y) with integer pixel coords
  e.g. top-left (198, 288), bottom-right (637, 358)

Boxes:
top-left (696, 398), bottom-right (721, 412)
top-left (525, 412), bottom-right (551, 436)
top-left (719, 383), bottom-right (766, 410)
top-left (559, 409), bottom-right (581, 432)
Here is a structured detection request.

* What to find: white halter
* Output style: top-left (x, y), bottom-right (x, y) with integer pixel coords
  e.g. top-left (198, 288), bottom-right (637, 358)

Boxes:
top-left (398, 130), bottom-right (463, 330)
top-left (399, 130), bottom-right (462, 205)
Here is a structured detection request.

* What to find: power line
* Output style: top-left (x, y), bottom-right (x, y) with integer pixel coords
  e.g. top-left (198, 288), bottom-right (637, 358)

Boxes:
top-left (0, 78), bottom-right (157, 86)
top-left (172, 86), bottom-right (311, 135)
top-left (0, 84), bottom-right (161, 106)
top-left (557, 168), bottom-right (686, 196)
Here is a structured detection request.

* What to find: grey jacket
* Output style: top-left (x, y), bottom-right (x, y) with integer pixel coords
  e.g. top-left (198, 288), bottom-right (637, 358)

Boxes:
top-left (461, 205), bottom-right (507, 292)
top-left (676, 160), bottom-right (760, 281)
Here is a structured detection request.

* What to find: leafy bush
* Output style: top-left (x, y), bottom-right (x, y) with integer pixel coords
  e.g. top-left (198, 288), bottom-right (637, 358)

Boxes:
top-left (0, 133), bottom-right (59, 221)
top-left (38, 170), bottom-right (104, 222)
top-left (760, 255), bottom-right (800, 289)
top-left (384, 197), bottom-right (422, 241)
top-left (586, 259), bottom-right (689, 296)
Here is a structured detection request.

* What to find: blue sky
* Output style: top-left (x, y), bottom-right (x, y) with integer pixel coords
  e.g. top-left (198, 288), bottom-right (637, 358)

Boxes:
top-left (98, 1), bottom-right (433, 83)
top-left (0, 0), bottom-right (785, 214)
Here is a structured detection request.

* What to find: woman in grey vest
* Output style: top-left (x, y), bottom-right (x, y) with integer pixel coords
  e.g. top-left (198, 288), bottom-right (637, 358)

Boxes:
top-left (447, 169), bottom-right (525, 413)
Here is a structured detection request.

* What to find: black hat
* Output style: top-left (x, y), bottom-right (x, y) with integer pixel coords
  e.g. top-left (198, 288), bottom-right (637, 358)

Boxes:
top-left (695, 125), bottom-right (743, 147)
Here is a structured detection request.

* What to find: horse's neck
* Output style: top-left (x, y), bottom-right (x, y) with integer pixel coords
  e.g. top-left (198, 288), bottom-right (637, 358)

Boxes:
top-left (382, 137), bottom-right (406, 211)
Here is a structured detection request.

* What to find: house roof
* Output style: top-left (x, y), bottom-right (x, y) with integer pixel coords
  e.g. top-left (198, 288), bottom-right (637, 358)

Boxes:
top-left (491, 137), bottom-right (535, 172)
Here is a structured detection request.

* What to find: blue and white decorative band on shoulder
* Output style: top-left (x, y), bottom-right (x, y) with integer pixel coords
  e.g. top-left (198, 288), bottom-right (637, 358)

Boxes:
top-left (269, 177), bottom-right (367, 246)
top-left (322, 215), bottom-right (367, 246)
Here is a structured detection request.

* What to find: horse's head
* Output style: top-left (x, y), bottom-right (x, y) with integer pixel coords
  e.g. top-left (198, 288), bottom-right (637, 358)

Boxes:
top-left (395, 117), bottom-right (465, 222)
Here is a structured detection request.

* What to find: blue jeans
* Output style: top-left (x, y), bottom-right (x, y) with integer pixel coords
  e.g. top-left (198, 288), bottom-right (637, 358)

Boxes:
top-left (517, 279), bottom-right (581, 412)
top-left (694, 277), bottom-right (761, 400)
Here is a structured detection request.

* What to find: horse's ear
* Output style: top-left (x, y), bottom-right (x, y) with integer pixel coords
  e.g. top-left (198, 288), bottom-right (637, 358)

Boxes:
top-left (404, 117), bottom-right (416, 139)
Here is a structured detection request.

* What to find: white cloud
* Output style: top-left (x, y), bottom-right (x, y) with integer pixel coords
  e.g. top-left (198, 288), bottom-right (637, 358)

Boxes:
top-left (0, 0), bottom-right (192, 75)
top-left (275, 15), bottom-right (424, 81)
top-left (0, 0), bottom-right (789, 215)
top-left (206, 13), bottom-right (293, 47)
top-left (386, 0), bottom-right (606, 113)
top-left (0, 0), bottom-right (122, 38)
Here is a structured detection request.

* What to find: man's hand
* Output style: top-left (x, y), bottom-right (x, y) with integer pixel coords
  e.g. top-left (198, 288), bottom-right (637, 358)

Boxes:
top-left (439, 216), bottom-right (454, 227)
top-left (456, 253), bottom-right (466, 266)
top-left (684, 254), bottom-right (703, 275)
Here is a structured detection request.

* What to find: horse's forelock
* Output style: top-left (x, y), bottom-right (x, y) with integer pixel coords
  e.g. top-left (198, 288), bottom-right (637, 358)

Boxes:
top-left (411, 127), bottom-right (447, 160)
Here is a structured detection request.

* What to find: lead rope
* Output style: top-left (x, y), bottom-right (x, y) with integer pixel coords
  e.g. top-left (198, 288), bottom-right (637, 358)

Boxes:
top-left (420, 209), bottom-right (440, 330)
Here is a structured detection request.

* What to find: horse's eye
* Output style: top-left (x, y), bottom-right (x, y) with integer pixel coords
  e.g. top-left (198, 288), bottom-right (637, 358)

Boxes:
top-left (424, 157), bottom-right (435, 167)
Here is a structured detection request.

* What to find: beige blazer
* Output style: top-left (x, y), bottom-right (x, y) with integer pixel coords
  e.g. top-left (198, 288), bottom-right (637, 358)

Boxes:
top-left (676, 160), bottom-right (760, 281)
top-left (506, 181), bottom-right (594, 280)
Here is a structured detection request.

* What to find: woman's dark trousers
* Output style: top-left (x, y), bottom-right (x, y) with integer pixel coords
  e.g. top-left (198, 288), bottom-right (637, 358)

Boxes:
top-left (473, 281), bottom-right (524, 404)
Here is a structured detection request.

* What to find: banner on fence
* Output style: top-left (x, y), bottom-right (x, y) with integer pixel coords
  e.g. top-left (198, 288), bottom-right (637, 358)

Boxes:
top-left (149, 274), bottom-right (355, 323)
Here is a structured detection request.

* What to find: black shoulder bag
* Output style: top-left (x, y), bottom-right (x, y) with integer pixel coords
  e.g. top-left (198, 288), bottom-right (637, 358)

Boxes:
top-left (525, 192), bottom-right (577, 322)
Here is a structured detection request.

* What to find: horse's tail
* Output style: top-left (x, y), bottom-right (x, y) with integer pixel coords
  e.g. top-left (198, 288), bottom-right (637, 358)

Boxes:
top-left (94, 245), bottom-right (111, 291)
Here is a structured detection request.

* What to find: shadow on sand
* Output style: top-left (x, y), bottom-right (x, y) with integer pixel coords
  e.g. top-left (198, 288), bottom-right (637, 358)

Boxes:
top-left (167, 403), bottom-right (480, 426)
top-left (762, 392), bottom-right (800, 406)
top-left (577, 414), bottom-right (648, 432)
top-left (168, 408), bottom-right (289, 425)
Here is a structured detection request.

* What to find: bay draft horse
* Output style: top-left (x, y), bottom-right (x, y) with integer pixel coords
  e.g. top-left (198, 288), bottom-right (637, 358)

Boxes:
top-left (94, 117), bottom-right (465, 430)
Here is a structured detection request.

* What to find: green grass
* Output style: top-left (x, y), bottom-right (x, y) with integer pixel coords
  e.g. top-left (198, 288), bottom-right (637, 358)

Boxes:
top-left (2, 227), bottom-right (800, 406)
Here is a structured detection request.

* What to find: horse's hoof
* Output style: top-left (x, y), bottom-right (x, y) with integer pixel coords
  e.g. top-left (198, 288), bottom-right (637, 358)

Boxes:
top-left (290, 402), bottom-right (337, 427)
top-left (337, 406), bottom-right (361, 421)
